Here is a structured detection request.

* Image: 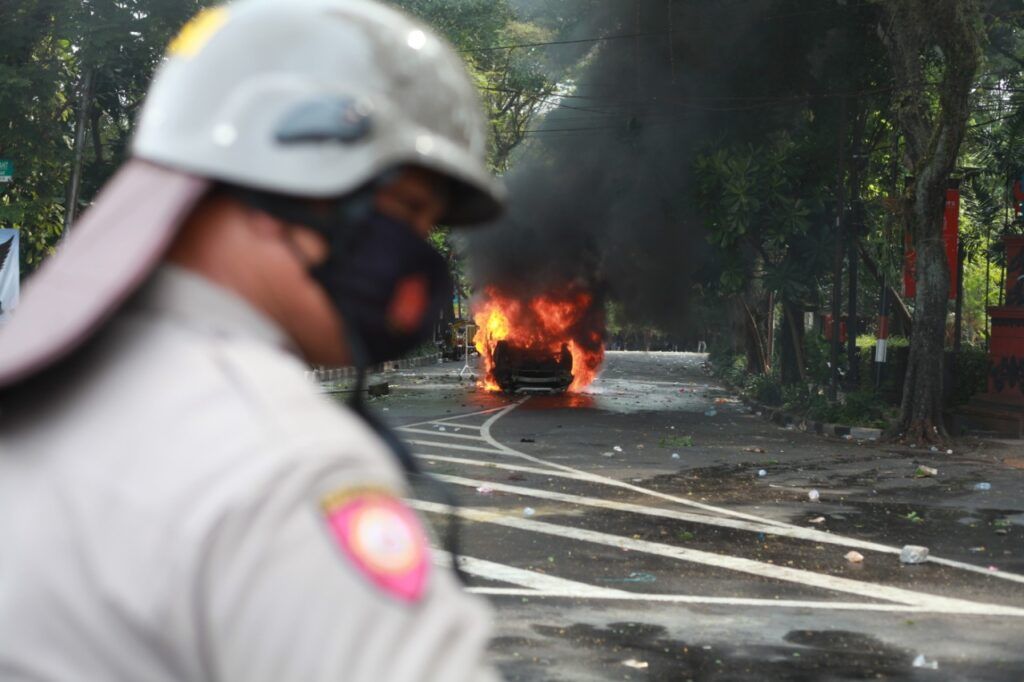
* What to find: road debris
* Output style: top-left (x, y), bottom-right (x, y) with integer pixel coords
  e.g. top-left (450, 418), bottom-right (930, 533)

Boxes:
top-left (808, 489), bottom-right (820, 502)
top-left (671, 453), bottom-right (681, 460)
top-left (757, 469), bottom-right (767, 477)
top-left (520, 437), bottom-right (535, 443)
top-left (900, 545), bottom-right (929, 564)
top-left (914, 466), bottom-right (938, 478)
top-left (475, 485), bottom-right (494, 495)
top-left (599, 571), bottom-right (657, 584)
top-left (743, 446), bottom-right (766, 453)
top-left (622, 659), bottom-right (649, 670)
top-left (613, 445), bottom-right (623, 452)
top-left (973, 482), bottom-right (991, 491)
top-left (912, 654), bottom-right (939, 670)
top-left (809, 516), bottom-right (826, 524)
top-left (844, 551), bottom-right (864, 563)
top-left (704, 408), bottom-right (717, 417)
top-left (522, 507), bottom-right (536, 517)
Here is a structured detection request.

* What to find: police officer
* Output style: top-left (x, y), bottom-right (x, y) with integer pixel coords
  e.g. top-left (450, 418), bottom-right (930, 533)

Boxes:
top-left (0, 1), bottom-right (505, 680)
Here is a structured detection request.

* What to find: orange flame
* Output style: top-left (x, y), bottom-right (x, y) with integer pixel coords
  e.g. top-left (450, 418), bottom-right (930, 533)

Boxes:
top-left (472, 286), bottom-right (605, 392)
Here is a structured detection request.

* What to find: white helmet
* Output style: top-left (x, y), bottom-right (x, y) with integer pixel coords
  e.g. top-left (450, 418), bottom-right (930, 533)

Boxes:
top-left (134, 0), bottom-right (504, 224)
top-left (0, 0), bottom-right (503, 388)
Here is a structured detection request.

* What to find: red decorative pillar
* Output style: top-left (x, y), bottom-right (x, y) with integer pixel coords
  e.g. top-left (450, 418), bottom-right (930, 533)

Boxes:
top-left (957, 235), bottom-right (1024, 437)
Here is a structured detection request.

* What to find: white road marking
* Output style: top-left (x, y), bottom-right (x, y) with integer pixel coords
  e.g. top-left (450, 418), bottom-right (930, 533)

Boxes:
top-left (399, 427), bottom-right (487, 441)
top-left (428, 472), bottom-right (902, 554)
top-left (463, 588), bottom-right (970, 613)
top-left (454, 400), bottom-right (1024, 586)
top-left (411, 500), bottom-right (1024, 617)
top-left (406, 439), bottom-right (508, 455)
top-left (437, 552), bottom-right (969, 613)
top-left (433, 551), bottom-right (627, 597)
top-left (426, 421), bottom-right (483, 430)
top-left (397, 405), bottom-right (508, 431)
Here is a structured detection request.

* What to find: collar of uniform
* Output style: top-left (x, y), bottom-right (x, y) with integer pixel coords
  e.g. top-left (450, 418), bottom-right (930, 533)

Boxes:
top-left (130, 264), bottom-right (298, 353)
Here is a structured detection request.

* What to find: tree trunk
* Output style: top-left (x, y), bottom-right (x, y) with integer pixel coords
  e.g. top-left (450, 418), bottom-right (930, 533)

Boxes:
top-left (780, 300), bottom-right (808, 385)
top-left (879, 0), bottom-right (981, 443)
top-left (739, 297), bottom-right (768, 374)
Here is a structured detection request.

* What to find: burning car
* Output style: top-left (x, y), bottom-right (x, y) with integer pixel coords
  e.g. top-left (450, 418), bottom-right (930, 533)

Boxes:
top-left (472, 286), bottom-right (605, 394)
top-left (490, 340), bottom-right (574, 393)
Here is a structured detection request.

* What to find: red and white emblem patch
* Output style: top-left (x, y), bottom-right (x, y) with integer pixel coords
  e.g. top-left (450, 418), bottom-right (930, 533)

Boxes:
top-left (321, 489), bottom-right (429, 603)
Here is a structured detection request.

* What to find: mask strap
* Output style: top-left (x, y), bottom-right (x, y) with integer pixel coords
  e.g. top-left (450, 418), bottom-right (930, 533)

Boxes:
top-left (346, 367), bottom-right (469, 585)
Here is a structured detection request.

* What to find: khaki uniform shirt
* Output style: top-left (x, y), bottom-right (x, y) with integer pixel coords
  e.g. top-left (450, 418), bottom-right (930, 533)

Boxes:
top-left (0, 265), bottom-right (499, 682)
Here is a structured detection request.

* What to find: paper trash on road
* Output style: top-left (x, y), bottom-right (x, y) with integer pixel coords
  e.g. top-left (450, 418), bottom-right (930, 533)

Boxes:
top-left (522, 507), bottom-right (536, 517)
top-left (915, 466), bottom-right (939, 478)
top-left (844, 551), bottom-right (864, 563)
top-left (622, 659), bottom-right (649, 670)
top-left (912, 654), bottom-right (939, 670)
top-left (613, 445), bottom-right (623, 452)
top-left (808, 489), bottom-right (820, 502)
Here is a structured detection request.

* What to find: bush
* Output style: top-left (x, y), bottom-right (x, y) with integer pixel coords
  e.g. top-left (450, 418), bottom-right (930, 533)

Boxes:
top-left (950, 347), bottom-right (989, 406)
top-left (746, 372), bottom-right (783, 405)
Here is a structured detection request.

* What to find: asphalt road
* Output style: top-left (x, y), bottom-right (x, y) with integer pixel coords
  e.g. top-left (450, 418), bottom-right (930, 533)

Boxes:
top-left (369, 351), bottom-right (1024, 682)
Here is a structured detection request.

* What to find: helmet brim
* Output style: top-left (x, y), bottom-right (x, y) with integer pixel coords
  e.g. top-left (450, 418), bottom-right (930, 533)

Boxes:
top-left (0, 160), bottom-right (210, 389)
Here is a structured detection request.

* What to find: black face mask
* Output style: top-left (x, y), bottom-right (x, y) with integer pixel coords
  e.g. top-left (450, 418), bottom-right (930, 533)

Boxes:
top-left (310, 212), bottom-right (452, 366)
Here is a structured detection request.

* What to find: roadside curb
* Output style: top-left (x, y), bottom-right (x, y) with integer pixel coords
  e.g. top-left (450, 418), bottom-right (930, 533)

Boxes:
top-left (305, 353), bottom-right (442, 384)
top-left (738, 396), bottom-right (883, 441)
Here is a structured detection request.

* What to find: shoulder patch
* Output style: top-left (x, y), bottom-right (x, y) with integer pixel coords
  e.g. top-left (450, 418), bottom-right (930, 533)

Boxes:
top-left (321, 488), bottom-right (429, 603)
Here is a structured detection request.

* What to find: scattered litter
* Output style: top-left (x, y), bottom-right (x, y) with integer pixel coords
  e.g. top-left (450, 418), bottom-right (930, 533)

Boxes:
top-left (755, 411), bottom-right (762, 416)
top-left (757, 469), bottom-right (767, 477)
top-left (808, 489), bottom-right (820, 502)
top-left (598, 571), bottom-right (657, 584)
top-left (809, 516), bottom-right (826, 524)
top-left (704, 408), bottom-right (717, 417)
top-left (631, 478), bottom-right (643, 483)
top-left (602, 452), bottom-right (615, 457)
top-left (946, 449), bottom-right (953, 455)
top-left (520, 438), bottom-right (535, 443)
top-left (475, 485), bottom-right (493, 495)
top-left (900, 545), bottom-right (929, 564)
top-left (438, 426), bottom-right (446, 432)
top-left (988, 565), bottom-right (1000, 572)
top-left (671, 453), bottom-right (681, 460)
top-left (622, 659), bottom-right (649, 670)
top-left (915, 466), bottom-right (939, 478)
top-left (613, 446), bottom-right (623, 453)
top-left (968, 546), bottom-right (986, 553)
top-left (843, 434), bottom-right (853, 441)
top-left (714, 398), bottom-right (728, 405)
top-left (507, 473), bottom-right (525, 481)
top-left (912, 654), bottom-right (939, 670)
top-left (382, 407), bottom-right (390, 412)
top-left (522, 507), bottom-right (536, 517)
top-left (637, 444), bottom-right (644, 449)
top-left (973, 482), bottom-right (991, 491)
top-left (844, 551), bottom-right (864, 564)
top-left (744, 447), bottom-right (766, 453)
top-left (929, 445), bottom-right (938, 452)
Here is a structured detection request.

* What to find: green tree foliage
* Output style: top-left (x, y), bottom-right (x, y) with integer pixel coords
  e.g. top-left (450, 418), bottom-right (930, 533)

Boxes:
top-left (0, 0), bottom-right (210, 272)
